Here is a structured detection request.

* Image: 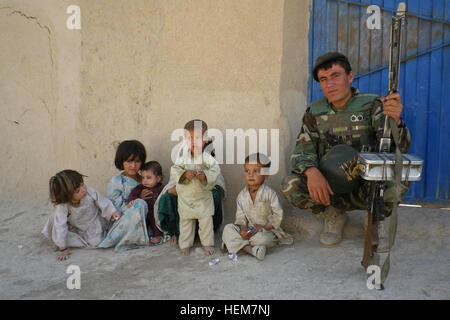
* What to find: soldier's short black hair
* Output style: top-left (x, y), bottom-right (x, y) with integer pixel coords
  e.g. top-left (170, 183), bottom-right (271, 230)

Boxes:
top-left (141, 161), bottom-right (162, 177)
top-left (313, 52), bottom-right (352, 82)
top-left (114, 140), bottom-right (147, 170)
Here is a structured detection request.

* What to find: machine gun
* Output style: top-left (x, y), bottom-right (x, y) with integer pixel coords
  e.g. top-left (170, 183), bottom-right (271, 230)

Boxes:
top-left (358, 2), bottom-right (423, 289)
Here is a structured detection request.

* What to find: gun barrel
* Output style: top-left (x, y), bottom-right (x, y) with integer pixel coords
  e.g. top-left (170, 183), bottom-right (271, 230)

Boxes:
top-left (380, 2), bottom-right (406, 152)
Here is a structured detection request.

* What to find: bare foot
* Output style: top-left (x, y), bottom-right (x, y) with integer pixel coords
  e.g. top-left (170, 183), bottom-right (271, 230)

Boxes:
top-left (180, 247), bottom-right (190, 256)
top-left (169, 236), bottom-right (178, 246)
top-left (57, 250), bottom-right (72, 261)
top-left (202, 246), bottom-right (216, 256)
top-left (242, 245), bottom-right (253, 255)
top-left (150, 236), bottom-right (162, 244)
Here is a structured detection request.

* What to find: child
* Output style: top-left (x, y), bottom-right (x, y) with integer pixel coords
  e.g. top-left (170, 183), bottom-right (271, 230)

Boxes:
top-left (127, 161), bottom-right (165, 245)
top-left (222, 153), bottom-right (293, 260)
top-left (42, 170), bottom-right (120, 261)
top-left (154, 178), bottom-right (226, 247)
top-left (154, 134), bottom-right (227, 248)
top-left (97, 140), bottom-right (151, 252)
top-left (170, 119), bottom-right (221, 256)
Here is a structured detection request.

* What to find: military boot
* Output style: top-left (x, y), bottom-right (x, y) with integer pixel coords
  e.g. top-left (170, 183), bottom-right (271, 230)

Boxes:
top-left (319, 206), bottom-right (347, 247)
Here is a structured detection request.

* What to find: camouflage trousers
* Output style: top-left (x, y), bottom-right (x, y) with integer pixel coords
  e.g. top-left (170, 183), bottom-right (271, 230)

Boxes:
top-left (280, 173), bottom-right (409, 215)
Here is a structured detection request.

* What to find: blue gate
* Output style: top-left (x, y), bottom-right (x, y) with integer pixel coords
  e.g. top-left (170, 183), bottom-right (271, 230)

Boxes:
top-left (308, 0), bottom-right (450, 206)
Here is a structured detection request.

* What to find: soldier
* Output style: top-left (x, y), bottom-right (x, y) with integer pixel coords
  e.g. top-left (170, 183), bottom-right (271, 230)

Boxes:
top-left (281, 52), bottom-right (411, 247)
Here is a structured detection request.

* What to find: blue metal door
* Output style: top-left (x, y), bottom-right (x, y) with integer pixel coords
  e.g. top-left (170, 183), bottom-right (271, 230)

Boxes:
top-left (308, 0), bottom-right (450, 206)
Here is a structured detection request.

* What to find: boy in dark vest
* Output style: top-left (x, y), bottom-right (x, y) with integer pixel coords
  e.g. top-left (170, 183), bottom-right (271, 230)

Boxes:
top-left (281, 52), bottom-right (411, 247)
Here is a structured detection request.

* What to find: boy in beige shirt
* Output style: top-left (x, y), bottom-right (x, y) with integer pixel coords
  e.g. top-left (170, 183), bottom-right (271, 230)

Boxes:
top-left (170, 119), bottom-right (221, 256)
top-left (222, 153), bottom-right (293, 260)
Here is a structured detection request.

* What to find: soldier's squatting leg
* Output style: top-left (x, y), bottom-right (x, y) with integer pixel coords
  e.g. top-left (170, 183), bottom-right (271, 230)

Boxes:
top-left (281, 173), bottom-right (349, 247)
top-left (280, 173), bottom-right (355, 213)
top-left (280, 172), bottom-right (407, 216)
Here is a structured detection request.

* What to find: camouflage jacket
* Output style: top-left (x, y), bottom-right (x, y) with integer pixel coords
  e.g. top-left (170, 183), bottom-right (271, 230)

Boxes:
top-left (291, 88), bottom-right (411, 175)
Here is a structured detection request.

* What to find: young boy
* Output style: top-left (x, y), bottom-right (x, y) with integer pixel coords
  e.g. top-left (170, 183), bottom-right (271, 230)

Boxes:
top-left (170, 119), bottom-right (221, 256)
top-left (127, 161), bottom-right (165, 245)
top-left (222, 153), bottom-right (293, 260)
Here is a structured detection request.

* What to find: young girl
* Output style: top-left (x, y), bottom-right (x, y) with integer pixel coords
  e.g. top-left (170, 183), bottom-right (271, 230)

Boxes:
top-left (97, 140), bottom-right (151, 252)
top-left (42, 170), bottom-right (120, 261)
top-left (170, 119), bottom-right (222, 256)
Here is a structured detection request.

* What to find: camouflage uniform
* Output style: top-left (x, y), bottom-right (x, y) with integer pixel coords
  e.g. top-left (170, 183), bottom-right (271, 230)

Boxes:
top-left (281, 88), bottom-right (411, 214)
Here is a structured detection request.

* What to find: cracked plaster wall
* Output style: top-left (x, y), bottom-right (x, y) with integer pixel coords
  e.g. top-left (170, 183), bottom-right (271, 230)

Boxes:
top-left (0, 0), bottom-right (310, 223)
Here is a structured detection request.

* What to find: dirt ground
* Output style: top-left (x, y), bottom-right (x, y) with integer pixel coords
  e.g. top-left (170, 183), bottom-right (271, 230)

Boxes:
top-left (0, 201), bottom-right (449, 300)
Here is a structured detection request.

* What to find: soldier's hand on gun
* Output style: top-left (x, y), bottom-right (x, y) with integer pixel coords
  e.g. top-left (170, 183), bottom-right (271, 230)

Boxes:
top-left (381, 93), bottom-right (402, 125)
top-left (304, 167), bottom-right (334, 206)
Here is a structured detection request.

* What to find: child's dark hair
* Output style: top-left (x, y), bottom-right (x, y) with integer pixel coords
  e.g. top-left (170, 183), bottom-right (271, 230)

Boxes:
top-left (245, 153), bottom-right (271, 168)
top-left (141, 161), bottom-right (163, 178)
top-left (184, 119), bottom-right (215, 157)
top-left (184, 119), bottom-right (208, 133)
top-left (49, 170), bottom-right (86, 205)
top-left (114, 140), bottom-right (147, 170)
